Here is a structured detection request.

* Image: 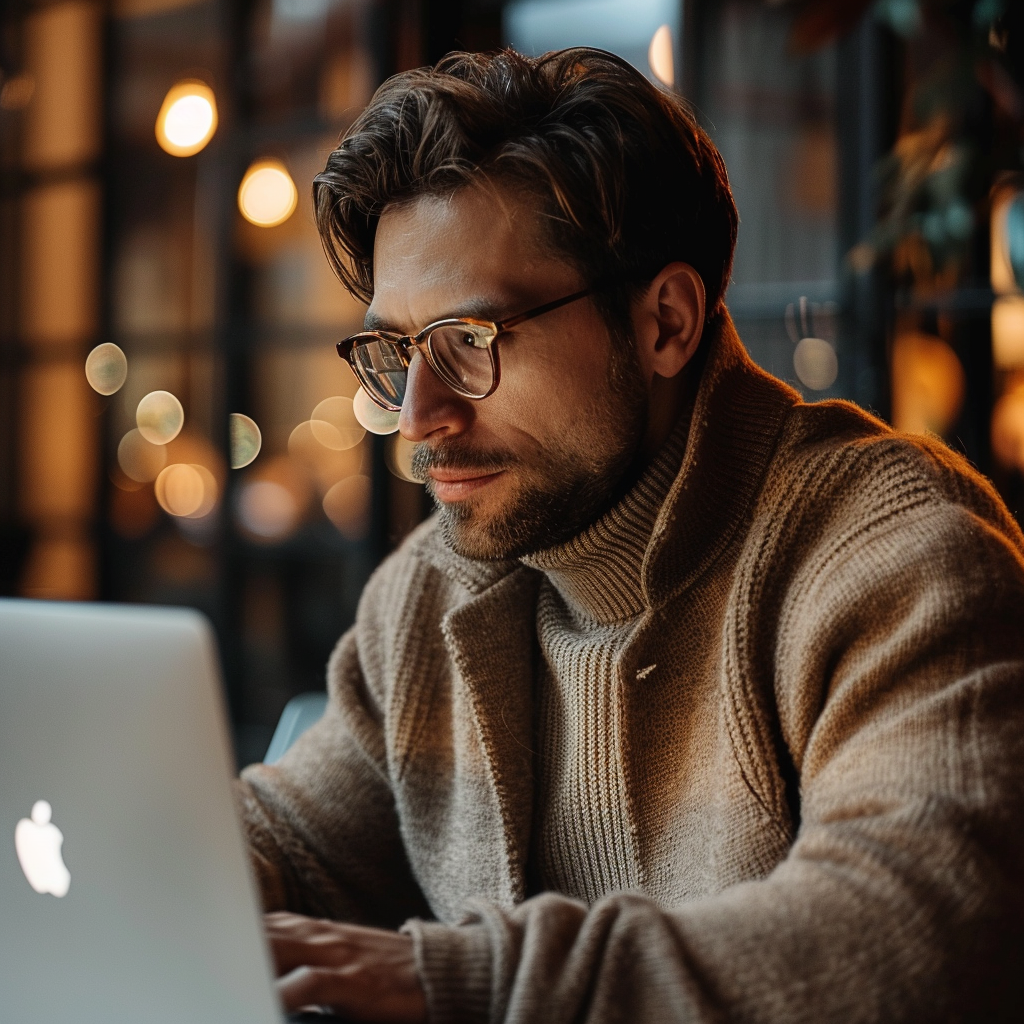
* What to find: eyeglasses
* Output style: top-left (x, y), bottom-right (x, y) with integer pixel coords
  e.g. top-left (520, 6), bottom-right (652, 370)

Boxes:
top-left (336, 287), bottom-right (594, 412)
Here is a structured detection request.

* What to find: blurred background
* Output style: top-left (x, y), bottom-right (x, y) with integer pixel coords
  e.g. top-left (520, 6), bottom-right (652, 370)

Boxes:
top-left (1, 0), bottom-right (1021, 764)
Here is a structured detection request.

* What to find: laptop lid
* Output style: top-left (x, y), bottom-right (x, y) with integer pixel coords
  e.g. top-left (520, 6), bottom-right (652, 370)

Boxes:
top-left (0, 598), bottom-right (283, 1024)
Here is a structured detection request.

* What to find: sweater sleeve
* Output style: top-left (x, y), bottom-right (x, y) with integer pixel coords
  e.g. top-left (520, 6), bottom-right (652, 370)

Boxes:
top-left (404, 483), bottom-right (1024, 1022)
top-left (235, 621), bottom-right (431, 927)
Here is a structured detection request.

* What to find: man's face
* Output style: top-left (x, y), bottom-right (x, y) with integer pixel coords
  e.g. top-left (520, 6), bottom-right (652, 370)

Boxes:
top-left (367, 184), bottom-right (648, 560)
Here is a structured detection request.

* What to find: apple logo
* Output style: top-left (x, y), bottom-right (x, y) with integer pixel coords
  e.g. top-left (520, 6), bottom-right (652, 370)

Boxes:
top-left (15, 799), bottom-right (71, 897)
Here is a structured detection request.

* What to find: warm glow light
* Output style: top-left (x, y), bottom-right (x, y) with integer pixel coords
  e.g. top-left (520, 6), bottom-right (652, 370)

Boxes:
top-left (85, 342), bottom-right (128, 395)
top-left (310, 396), bottom-right (365, 451)
top-left (238, 480), bottom-right (297, 538)
top-left (323, 475), bottom-right (371, 540)
top-left (154, 463), bottom-right (205, 517)
top-left (238, 159), bottom-right (298, 227)
top-left (793, 337), bottom-right (838, 391)
top-left (188, 464), bottom-right (218, 519)
top-left (891, 331), bottom-right (965, 435)
top-left (229, 412), bottom-right (262, 469)
top-left (288, 420), bottom-right (363, 493)
top-left (648, 25), bottom-right (674, 87)
top-left (992, 383), bottom-right (1024, 472)
top-left (136, 390), bottom-right (184, 445)
top-left (992, 295), bottom-right (1024, 369)
top-left (117, 428), bottom-right (167, 483)
top-left (235, 457), bottom-right (310, 542)
top-left (155, 80), bottom-right (218, 157)
top-left (353, 386), bottom-right (400, 435)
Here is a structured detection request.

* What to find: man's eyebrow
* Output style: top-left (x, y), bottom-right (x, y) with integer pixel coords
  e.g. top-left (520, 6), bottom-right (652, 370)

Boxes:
top-left (363, 309), bottom-right (391, 332)
top-left (363, 296), bottom-right (518, 334)
top-left (450, 296), bottom-right (515, 322)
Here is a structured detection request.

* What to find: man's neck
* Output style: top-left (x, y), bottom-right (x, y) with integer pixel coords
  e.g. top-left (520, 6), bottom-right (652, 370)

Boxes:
top-left (628, 325), bottom-right (707, 489)
top-left (636, 319), bottom-right (710, 466)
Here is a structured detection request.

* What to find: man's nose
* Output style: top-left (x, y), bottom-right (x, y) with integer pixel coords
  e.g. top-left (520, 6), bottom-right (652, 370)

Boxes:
top-left (398, 350), bottom-right (473, 442)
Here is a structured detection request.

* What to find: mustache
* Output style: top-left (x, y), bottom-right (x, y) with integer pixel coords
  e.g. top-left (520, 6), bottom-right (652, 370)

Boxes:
top-left (410, 439), bottom-right (517, 483)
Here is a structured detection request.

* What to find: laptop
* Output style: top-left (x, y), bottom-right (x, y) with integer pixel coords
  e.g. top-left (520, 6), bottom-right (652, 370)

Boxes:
top-left (0, 598), bottom-right (333, 1023)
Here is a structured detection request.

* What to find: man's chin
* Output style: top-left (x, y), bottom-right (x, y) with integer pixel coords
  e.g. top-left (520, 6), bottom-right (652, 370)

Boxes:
top-left (432, 477), bottom-right (616, 562)
top-left (434, 501), bottom-right (519, 562)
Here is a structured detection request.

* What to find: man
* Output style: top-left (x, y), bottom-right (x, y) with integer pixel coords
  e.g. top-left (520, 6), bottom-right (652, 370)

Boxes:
top-left (237, 48), bottom-right (1024, 1023)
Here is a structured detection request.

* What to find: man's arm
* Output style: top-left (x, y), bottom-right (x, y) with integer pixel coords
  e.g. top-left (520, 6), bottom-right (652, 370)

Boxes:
top-left (236, 626), bottom-right (431, 928)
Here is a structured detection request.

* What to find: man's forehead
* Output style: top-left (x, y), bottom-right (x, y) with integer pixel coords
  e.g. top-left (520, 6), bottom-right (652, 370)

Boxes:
top-left (374, 188), bottom-right (537, 278)
top-left (367, 187), bottom-right (570, 330)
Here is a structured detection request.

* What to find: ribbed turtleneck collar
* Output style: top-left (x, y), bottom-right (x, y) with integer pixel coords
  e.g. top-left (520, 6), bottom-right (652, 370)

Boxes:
top-left (520, 413), bottom-right (690, 625)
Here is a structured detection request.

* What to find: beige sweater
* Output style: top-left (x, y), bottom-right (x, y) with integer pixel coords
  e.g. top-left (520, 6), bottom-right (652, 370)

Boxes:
top-left (237, 315), bottom-right (1024, 1023)
top-left (522, 415), bottom-right (687, 901)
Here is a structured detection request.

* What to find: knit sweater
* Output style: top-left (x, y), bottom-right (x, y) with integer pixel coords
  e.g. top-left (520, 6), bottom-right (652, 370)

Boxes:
top-left (522, 417), bottom-right (687, 901)
top-left (236, 313), bottom-right (1024, 1024)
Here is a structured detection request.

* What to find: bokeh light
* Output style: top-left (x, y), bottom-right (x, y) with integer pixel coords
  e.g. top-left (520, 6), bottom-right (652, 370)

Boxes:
top-left (155, 80), bottom-right (218, 157)
top-left (165, 431), bottom-right (223, 480)
top-left (323, 475), bottom-right (371, 540)
top-left (238, 481), bottom-right (296, 539)
top-left (229, 412), bottom-right (262, 469)
top-left (992, 381), bottom-right (1024, 472)
top-left (288, 420), bottom-right (364, 494)
top-left (136, 390), bottom-right (184, 445)
top-left (992, 296), bottom-right (1024, 369)
top-left (163, 432), bottom-right (225, 528)
top-left (85, 342), bottom-right (128, 395)
top-left (891, 331), bottom-right (965, 435)
top-left (310, 396), bottom-right (365, 451)
top-left (353, 386), bottom-right (400, 435)
top-left (154, 463), bottom-right (205, 517)
top-left (648, 25), bottom-right (674, 87)
top-left (238, 159), bottom-right (298, 227)
top-left (793, 336), bottom-right (838, 391)
top-left (235, 457), bottom-right (311, 542)
top-left (386, 433), bottom-right (420, 483)
top-left (187, 464), bottom-right (219, 519)
top-left (117, 428), bottom-right (168, 483)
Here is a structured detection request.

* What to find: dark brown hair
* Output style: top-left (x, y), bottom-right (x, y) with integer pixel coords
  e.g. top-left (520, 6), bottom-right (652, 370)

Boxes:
top-left (313, 47), bottom-right (738, 322)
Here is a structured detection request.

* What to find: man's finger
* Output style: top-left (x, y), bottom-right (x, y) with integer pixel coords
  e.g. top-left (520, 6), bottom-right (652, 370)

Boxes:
top-left (277, 963), bottom-right (426, 1024)
top-left (277, 965), bottom-right (350, 1013)
top-left (264, 913), bottom-right (354, 975)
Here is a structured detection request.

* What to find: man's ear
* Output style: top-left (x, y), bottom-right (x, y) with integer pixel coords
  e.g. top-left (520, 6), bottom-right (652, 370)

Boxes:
top-left (633, 263), bottom-right (706, 380)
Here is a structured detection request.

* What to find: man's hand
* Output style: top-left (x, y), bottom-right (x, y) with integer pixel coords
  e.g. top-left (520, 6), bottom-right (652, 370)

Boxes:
top-left (264, 911), bottom-right (427, 1023)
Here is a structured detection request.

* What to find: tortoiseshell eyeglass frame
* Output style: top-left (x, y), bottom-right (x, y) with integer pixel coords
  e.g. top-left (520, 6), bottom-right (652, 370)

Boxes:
top-left (336, 287), bottom-right (594, 412)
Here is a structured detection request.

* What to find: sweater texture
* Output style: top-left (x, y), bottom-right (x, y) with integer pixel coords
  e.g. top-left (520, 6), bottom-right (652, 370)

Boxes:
top-left (521, 415), bottom-right (688, 901)
top-left (236, 314), bottom-right (1024, 1024)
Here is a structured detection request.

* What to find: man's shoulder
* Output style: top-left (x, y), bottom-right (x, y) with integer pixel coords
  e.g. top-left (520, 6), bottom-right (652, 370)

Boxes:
top-left (765, 397), bottom-right (1024, 557)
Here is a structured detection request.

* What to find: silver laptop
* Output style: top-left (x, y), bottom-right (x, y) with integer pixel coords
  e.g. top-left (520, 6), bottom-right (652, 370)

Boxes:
top-left (0, 598), bottom-right (284, 1024)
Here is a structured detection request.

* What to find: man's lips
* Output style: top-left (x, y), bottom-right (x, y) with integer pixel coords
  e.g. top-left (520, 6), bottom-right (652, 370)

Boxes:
top-left (427, 468), bottom-right (505, 501)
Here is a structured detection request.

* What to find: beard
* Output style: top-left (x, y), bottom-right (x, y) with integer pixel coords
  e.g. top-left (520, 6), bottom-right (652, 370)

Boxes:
top-left (410, 346), bottom-right (648, 561)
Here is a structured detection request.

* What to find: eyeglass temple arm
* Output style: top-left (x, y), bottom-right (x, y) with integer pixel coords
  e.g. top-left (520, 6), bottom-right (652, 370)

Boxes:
top-left (496, 287), bottom-right (594, 330)
top-left (339, 286), bottom-right (598, 357)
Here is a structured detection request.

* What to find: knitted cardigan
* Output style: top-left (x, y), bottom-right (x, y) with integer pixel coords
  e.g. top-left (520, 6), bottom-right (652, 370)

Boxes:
top-left (237, 315), bottom-right (1024, 1023)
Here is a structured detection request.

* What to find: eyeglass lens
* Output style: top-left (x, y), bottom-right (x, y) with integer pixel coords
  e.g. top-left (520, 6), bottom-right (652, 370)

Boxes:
top-left (426, 324), bottom-right (493, 396)
top-left (353, 323), bottom-right (495, 408)
top-left (352, 339), bottom-right (408, 408)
